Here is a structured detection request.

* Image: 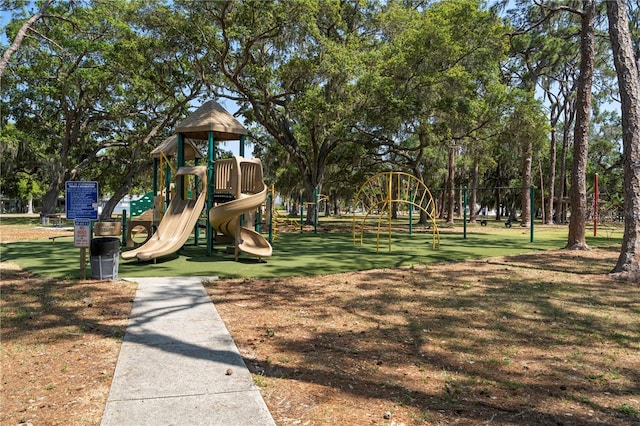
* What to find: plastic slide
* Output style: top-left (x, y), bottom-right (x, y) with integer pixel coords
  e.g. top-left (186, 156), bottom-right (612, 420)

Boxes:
top-left (121, 166), bottom-right (207, 261)
top-left (208, 159), bottom-right (272, 259)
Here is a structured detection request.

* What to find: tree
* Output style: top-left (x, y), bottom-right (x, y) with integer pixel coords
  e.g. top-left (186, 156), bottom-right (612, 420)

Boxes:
top-left (503, 92), bottom-right (548, 226)
top-left (0, 122), bottom-right (45, 212)
top-left (180, 0), bottom-right (376, 224)
top-left (505, 1), bottom-right (582, 227)
top-left (357, 0), bottom-right (509, 222)
top-left (3, 1), bottom-right (206, 218)
top-left (566, 0), bottom-right (597, 250)
top-left (504, 1), bottom-right (618, 233)
top-left (536, 24), bottom-right (581, 225)
top-left (624, 0), bottom-right (640, 76)
top-left (0, 0), bottom-right (54, 78)
top-left (606, 0), bottom-right (640, 281)
top-left (588, 111), bottom-right (623, 209)
top-left (93, 3), bottom-right (212, 218)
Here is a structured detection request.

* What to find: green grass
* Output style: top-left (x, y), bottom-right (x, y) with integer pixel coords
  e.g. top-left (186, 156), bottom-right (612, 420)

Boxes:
top-left (1, 217), bottom-right (623, 279)
top-left (0, 216), bottom-right (44, 226)
top-left (617, 404), bottom-right (640, 417)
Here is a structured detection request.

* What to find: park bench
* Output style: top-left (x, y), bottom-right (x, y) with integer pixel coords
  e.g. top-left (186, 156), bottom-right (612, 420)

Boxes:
top-left (49, 233), bottom-right (73, 244)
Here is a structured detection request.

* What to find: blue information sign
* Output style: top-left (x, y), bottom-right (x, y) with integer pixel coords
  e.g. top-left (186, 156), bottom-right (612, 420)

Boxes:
top-left (65, 181), bottom-right (98, 220)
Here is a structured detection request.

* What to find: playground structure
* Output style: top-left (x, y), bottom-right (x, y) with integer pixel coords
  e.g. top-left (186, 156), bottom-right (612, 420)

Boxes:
top-left (266, 185), bottom-right (287, 241)
top-left (352, 171), bottom-right (440, 253)
top-left (124, 191), bottom-right (156, 248)
top-left (209, 156), bottom-right (272, 259)
top-left (121, 166), bottom-right (208, 261)
top-left (120, 100), bottom-right (272, 262)
top-left (268, 187), bottom-right (338, 239)
top-left (303, 189), bottom-right (329, 233)
top-left (460, 186), bottom-right (536, 242)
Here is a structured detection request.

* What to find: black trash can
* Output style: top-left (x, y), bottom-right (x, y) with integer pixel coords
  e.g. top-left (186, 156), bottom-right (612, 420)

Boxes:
top-left (90, 237), bottom-right (120, 280)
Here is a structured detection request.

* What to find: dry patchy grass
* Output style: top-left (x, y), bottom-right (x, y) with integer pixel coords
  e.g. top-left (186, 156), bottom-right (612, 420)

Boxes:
top-left (0, 265), bottom-right (136, 426)
top-left (205, 247), bottom-right (640, 425)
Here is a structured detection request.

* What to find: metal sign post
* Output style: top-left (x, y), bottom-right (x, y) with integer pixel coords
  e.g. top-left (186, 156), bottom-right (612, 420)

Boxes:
top-left (66, 181), bottom-right (99, 279)
top-left (74, 218), bottom-right (91, 279)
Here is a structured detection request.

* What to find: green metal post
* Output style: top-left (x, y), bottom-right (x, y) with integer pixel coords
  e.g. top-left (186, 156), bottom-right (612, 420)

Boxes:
top-left (152, 158), bottom-right (159, 197)
top-left (207, 132), bottom-right (215, 256)
top-left (165, 164), bottom-right (171, 207)
top-left (121, 209), bottom-right (127, 246)
top-left (193, 158), bottom-right (200, 246)
top-left (314, 187), bottom-right (318, 234)
top-left (152, 157), bottom-right (159, 240)
top-left (530, 185), bottom-right (535, 243)
top-left (463, 187), bottom-right (468, 239)
top-left (240, 135), bottom-right (245, 157)
top-left (177, 133), bottom-right (185, 199)
top-left (268, 192), bottom-right (273, 244)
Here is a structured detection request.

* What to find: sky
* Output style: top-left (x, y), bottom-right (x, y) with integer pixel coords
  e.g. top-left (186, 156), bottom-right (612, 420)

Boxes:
top-left (1, 6), bottom-right (13, 45)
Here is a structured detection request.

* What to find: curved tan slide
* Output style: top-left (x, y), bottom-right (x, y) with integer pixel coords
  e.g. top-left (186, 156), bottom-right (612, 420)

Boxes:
top-left (121, 166), bottom-right (207, 261)
top-left (209, 186), bottom-right (273, 259)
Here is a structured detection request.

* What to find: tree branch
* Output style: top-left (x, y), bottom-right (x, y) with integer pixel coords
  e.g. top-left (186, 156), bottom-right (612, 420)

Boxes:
top-left (0, 0), bottom-right (54, 78)
top-left (507, 1), bottom-right (583, 38)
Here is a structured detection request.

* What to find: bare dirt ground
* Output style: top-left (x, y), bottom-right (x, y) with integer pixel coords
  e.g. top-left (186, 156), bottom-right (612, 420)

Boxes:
top-left (1, 225), bottom-right (639, 425)
top-left (0, 264), bottom-right (137, 425)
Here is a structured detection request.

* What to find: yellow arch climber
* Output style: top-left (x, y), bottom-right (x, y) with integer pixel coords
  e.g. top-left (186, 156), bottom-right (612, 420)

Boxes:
top-left (352, 172), bottom-right (440, 252)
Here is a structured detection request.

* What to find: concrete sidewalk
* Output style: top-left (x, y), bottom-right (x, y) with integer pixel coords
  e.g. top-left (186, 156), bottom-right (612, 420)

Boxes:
top-left (101, 277), bottom-right (275, 426)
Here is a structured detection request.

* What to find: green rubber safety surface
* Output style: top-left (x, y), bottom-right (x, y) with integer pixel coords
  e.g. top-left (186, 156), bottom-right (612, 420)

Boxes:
top-left (2, 224), bottom-right (621, 280)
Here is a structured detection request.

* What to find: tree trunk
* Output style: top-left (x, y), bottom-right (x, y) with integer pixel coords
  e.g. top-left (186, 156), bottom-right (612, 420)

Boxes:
top-left (42, 187), bottom-right (61, 217)
top-left (446, 144), bottom-right (455, 224)
top-left (101, 177), bottom-right (135, 221)
top-left (42, 165), bottom-right (67, 217)
top-left (566, 0), bottom-right (596, 250)
top-left (521, 139), bottom-right (532, 227)
top-left (546, 126), bottom-right (557, 225)
top-left (303, 183), bottom-right (317, 225)
top-left (415, 167), bottom-right (429, 225)
top-left (607, 0), bottom-right (640, 281)
top-left (469, 159), bottom-right (479, 223)
top-left (99, 155), bottom-right (153, 220)
top-left (419, 198), bottom-right (428, 224)
top-left (556, 102), bottom-right (574, 224)
top-left (438, 174), bottom-right (446, 219)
